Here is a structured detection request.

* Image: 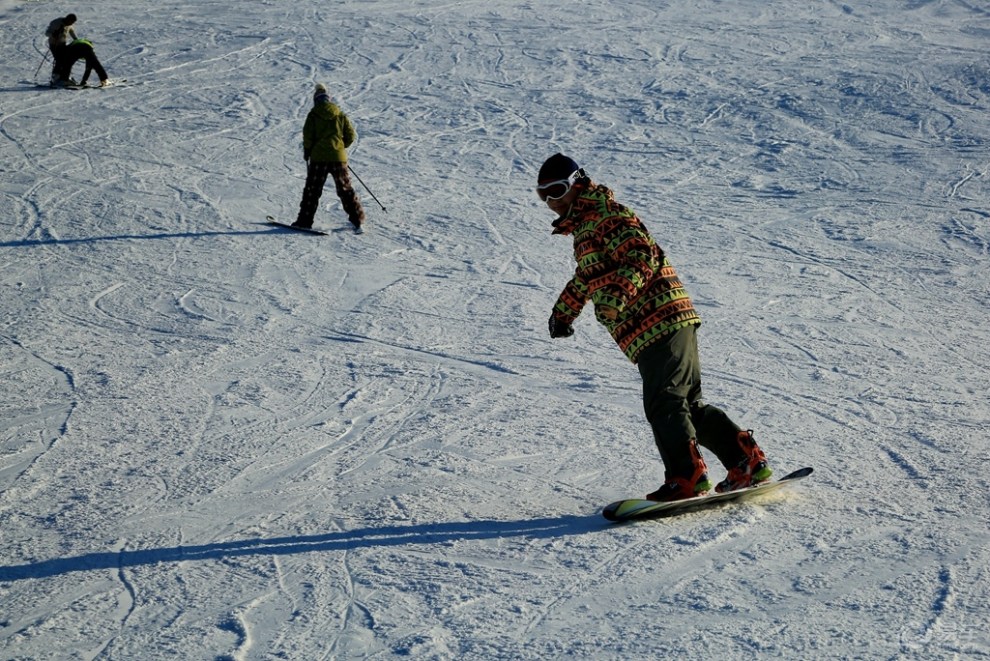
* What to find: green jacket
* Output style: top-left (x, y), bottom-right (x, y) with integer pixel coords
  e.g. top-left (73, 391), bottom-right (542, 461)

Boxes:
top-left (303, 101), bottom-right (356, 163)
top-left (551, 182), bottom-right (701, 363)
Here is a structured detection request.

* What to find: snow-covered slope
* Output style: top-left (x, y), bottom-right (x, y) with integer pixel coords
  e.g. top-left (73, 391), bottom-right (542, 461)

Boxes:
top-left (2, 0), bottom-right (989, 658)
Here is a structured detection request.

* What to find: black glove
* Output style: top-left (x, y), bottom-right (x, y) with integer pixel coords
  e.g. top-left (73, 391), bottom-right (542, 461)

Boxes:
top-left (548, 314), bottom-right (574, 339)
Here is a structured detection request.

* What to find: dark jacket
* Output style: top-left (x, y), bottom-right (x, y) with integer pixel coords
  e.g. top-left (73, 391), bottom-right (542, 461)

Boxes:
top-left (46, 18), bottom-right (77, 54)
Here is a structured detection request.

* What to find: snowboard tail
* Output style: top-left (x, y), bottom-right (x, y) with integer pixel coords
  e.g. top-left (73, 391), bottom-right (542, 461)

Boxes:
top-left (602, 466), bottom-right (813, 522)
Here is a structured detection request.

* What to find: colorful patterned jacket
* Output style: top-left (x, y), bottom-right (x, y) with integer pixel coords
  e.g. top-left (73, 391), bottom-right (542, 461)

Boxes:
top-left (550, 182), bottom-right (701, 363)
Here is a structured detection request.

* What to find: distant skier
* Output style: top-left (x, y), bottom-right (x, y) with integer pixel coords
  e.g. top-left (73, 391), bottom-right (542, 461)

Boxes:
top-left (45, 13), bottom-right (110, 87)
top-left (538, 153), bottom-right (773, 501)
top-left (294, 84), bottom-right (365, 231)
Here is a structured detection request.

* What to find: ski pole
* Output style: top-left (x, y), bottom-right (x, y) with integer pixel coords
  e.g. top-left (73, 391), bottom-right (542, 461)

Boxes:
top-left (34, 51), bottom-right (50, 82)
top-left (348, 164), bottom-right (387, 213)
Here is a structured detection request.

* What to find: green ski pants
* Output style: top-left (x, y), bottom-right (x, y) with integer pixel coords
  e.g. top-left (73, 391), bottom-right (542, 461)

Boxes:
top-left (637, 326), bottom-right (747, 477)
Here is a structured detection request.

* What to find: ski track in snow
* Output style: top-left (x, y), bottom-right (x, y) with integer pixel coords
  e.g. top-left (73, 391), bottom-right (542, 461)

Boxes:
top-left (2, 0), bottom-right (990, 658)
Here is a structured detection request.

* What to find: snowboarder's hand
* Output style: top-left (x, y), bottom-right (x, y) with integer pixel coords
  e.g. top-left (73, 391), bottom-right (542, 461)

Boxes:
top-left (548, 314), bottom-right (574, 339)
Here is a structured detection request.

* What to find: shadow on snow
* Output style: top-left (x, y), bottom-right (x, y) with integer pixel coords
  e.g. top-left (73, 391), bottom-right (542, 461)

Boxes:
top-left (0, 228), bottom-right (290, 248)
top-left (0, 515), bottom-right (605, 581)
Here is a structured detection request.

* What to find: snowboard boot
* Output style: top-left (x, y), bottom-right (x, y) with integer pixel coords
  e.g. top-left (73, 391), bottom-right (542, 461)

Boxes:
top-left (715, 430), bottom-right (772, 493)
top-left (646, 440), bottom-right (712, 502)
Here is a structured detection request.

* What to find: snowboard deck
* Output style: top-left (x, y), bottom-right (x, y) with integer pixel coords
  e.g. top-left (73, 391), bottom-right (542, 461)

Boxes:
top-left (266, 216), bottom-right (329, 235)
top-left (602, 466), bottom-right (813, 522)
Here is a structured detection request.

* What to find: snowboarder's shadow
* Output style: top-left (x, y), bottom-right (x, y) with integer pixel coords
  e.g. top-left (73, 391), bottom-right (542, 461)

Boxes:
top-left (0, 515), bottom-right (603, 581)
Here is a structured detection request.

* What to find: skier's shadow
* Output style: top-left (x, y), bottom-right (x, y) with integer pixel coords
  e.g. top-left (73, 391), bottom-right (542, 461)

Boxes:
top-left (1, 86), bottom-right (55, 93)
top-left (0, 228), bottom-right (275, 248)
top-left (0, 515), bottom-right (604, 581)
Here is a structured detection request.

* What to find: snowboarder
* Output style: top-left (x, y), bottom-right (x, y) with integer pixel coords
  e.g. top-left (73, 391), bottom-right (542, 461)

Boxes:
top-left (45, 13), bottom-right (110, 87)
top-left (294, 84), bottom-right (365, 231)
top-left (539, 153), bottom-right (773, 501)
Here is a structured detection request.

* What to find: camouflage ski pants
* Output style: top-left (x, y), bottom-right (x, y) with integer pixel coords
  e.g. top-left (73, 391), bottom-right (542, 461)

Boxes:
top-left (296, 161), bottom-right (364, 228)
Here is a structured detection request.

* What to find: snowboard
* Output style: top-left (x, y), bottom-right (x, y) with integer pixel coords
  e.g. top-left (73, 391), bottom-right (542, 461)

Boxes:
top-left (602, 466), bottom-right (813, 522)
top-left (266, 216), bottom-right (329, 235)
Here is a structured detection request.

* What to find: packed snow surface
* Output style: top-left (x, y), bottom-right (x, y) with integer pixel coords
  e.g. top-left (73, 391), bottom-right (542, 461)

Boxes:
top-left (2, 0), bottom-right (989, 658)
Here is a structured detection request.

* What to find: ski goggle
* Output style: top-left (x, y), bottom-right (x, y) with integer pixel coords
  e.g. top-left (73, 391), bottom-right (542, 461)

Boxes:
top-left (536, 170), bottom-right (582, 202)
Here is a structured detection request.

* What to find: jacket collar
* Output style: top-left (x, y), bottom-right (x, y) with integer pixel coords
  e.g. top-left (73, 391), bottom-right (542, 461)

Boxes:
top-left (551, 211), bottom-right (577, 235)
top-left (550, 180), bottom-right (609, 235)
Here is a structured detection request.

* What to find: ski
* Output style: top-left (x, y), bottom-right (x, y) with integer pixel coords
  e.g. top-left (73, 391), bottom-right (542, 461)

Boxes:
top-left (602, 466), bottom-right (814, 522)
top-left (266, 216), bottom-right (329, 236)
top-left (36, 78), bottom-right (129, 89)
top-left (70, 78), bottom-right (129, 89)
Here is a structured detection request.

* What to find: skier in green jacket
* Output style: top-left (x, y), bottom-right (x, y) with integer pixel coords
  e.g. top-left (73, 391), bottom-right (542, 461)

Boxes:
top-left (538, 153), bottom-right (772, 502)
top-left (294, 84), bottom-right (364, 231)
